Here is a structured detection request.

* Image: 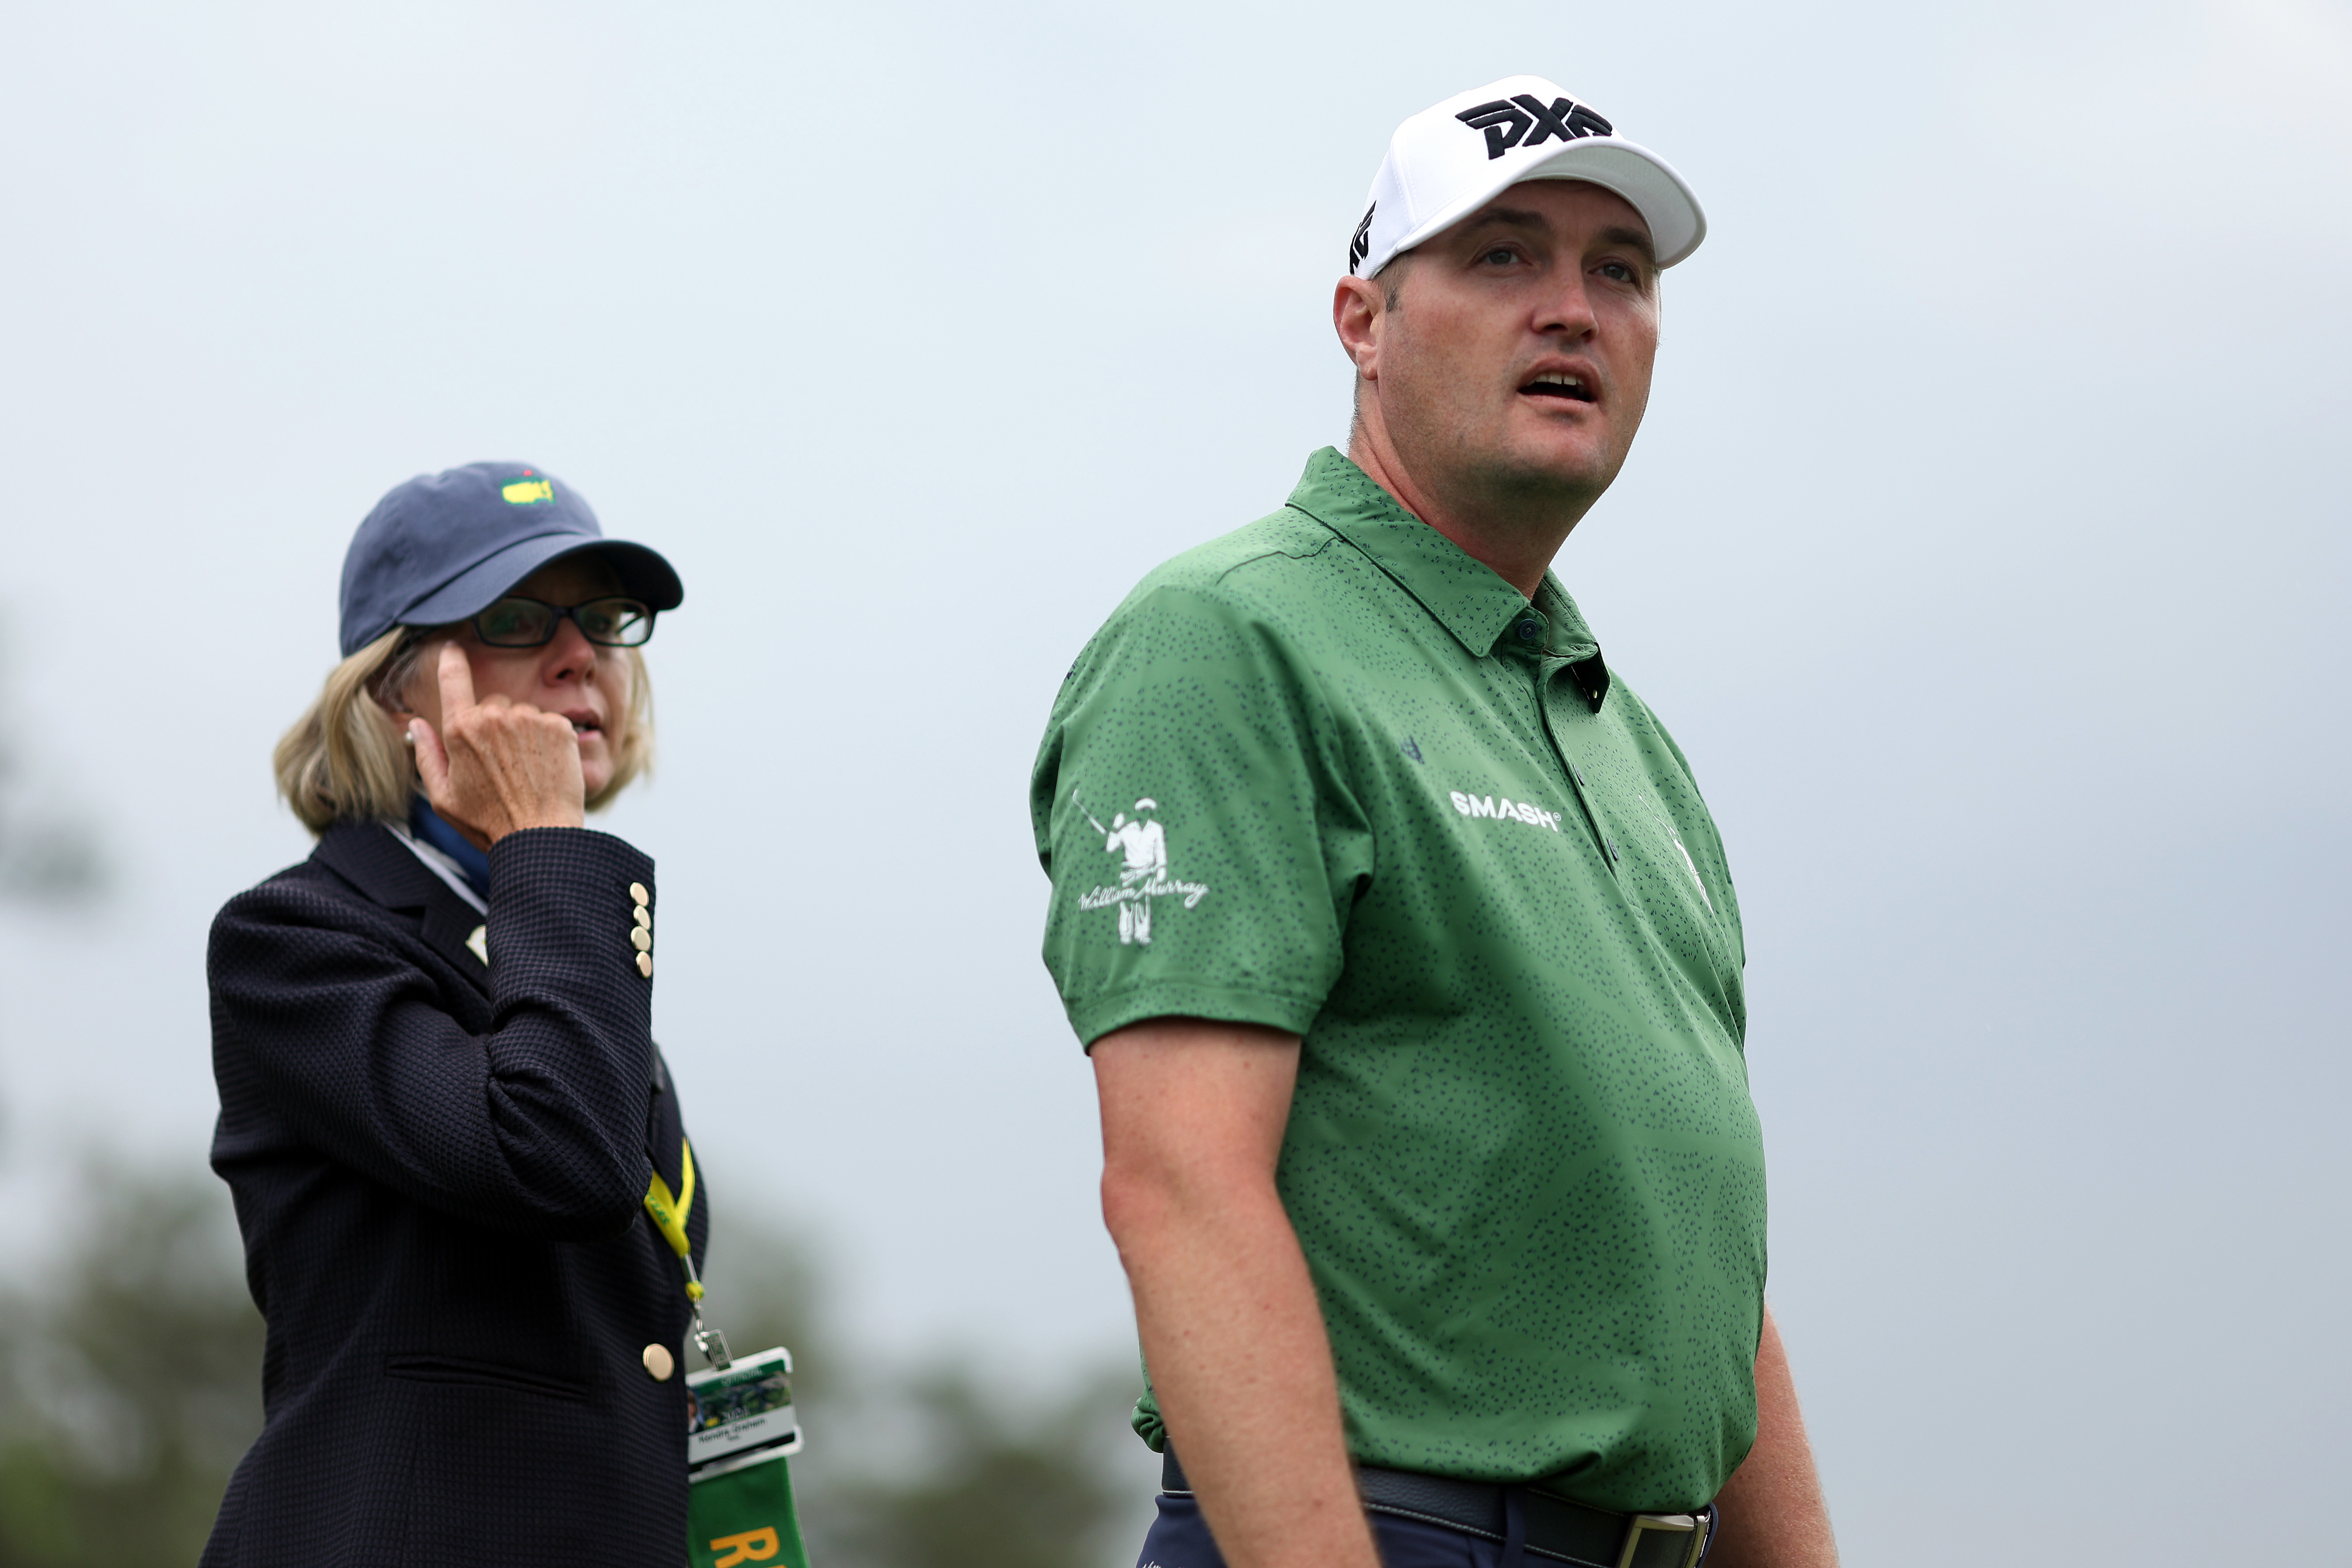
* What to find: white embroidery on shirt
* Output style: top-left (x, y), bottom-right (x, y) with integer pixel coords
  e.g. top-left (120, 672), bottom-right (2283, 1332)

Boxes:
top-left (1449, 790), bottom-right (1564, 832)
top-left (1072, 793), bottom-right (1210, 945)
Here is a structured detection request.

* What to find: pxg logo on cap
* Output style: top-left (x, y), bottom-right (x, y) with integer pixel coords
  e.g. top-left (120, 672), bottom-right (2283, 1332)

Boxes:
top-left (1456, 92), bottom-right (1615, 161)
top-left (1347, 74), bottom-right (1708, 280)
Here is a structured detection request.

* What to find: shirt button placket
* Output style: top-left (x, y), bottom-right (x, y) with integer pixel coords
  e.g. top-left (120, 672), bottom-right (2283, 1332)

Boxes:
top-left (1537, 664), bottom-right (1615, 877)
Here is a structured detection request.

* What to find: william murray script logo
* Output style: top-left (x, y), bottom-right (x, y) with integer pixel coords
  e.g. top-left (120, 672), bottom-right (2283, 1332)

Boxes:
top-left (1073, 792), bottom-right (1209, 947)
top-left (1456, 94), bottom-right (1615, 160)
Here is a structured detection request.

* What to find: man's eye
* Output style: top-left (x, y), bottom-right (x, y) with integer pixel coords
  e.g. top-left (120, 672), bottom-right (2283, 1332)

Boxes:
top-left (1599, 261), bottom-right (1638, 283)
top-left (1482, 247), bottom-right (1518, 266)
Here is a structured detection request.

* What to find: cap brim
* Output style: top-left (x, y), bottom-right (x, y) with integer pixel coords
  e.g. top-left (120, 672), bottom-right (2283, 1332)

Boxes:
top-left (1390, 135), bottom-right (1707, 270)
top-left (400, 533), bottom-right (685, 628)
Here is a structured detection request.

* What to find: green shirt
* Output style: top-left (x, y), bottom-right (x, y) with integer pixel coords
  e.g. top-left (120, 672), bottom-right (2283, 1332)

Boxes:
top-left (1030, 449), bottom-right (1766, 1512)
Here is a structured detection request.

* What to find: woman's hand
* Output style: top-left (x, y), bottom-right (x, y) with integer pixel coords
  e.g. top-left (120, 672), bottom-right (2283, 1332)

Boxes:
top-left (409, 642), bottom-right (587, 847)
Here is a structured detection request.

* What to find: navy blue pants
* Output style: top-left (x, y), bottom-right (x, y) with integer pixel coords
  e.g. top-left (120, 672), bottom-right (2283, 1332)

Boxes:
top-left (1135, 1490), bottom-right (1507, 1568)
top-left (1138, 1489), bottom-right (1718, 1568)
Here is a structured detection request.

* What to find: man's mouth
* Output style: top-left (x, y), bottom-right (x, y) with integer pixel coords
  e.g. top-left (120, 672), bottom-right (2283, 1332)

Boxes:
top-left (1520, 370), bottom-right (1597, 403)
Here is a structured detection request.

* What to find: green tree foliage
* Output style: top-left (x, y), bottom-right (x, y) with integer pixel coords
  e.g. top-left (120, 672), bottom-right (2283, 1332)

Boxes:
top-left (803, 1365), bottom-right (1146, 1568)
top-left (0, 1177), bottom-right (1151, 1567)
top-left (701, 1209), bottom-right (1154, 1568)
top-left (0, 644), bottom-right (102, 906)
top-left (0, 1166), bottom-right (263, 1568)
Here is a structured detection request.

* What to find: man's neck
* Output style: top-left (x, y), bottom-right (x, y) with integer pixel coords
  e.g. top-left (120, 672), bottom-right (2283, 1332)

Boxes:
top-left (1346, 429), bottom-right (1589, 601)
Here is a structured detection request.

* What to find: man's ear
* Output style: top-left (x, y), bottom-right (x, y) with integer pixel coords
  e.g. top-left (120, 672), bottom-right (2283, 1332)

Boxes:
top-left (1333, 274), bottom-right (1386, 385)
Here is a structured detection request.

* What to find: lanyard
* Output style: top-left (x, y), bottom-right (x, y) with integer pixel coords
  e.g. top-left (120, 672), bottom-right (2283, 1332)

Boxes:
top-left (643, 1137), bottom-right (702, 1296)
top-left (644, 1138), bottom-right (731, 1367)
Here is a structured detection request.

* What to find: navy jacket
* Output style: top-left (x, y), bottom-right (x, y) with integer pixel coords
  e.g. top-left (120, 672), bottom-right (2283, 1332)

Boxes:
top-left (204, 822), bottom-right (708, 1568)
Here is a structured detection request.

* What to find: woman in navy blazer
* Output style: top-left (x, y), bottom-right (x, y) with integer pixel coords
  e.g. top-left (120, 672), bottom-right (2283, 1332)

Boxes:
top-left (205, 463), bottom-right (705, 1567)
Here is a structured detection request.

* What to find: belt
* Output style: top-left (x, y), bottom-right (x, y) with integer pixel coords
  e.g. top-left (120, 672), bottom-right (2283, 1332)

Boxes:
top-left (1160, 1447), bottom-right (1712, 1568)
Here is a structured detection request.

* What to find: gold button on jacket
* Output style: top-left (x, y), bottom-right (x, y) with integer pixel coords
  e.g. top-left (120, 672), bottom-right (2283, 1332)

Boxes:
top-left (642, 1343), bottom-right (675, 1381)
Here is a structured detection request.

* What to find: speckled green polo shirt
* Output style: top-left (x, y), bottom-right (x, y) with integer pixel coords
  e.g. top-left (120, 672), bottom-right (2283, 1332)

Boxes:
top-left (1030, 448), bottom-right (1766, 1513)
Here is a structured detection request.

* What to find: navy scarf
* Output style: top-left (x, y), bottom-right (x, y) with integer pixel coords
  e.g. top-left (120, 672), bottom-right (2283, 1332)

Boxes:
top-left (408, 796), bottom-right (492, 900)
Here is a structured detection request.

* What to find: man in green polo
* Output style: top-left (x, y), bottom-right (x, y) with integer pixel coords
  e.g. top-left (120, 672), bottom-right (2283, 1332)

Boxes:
top-left (1032, 75), bottom-right (1837, 1568)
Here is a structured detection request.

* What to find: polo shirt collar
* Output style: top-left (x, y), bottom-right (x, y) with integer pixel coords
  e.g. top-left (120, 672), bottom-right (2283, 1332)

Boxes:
top-left (1283, 448), bottom-right (1607, 677)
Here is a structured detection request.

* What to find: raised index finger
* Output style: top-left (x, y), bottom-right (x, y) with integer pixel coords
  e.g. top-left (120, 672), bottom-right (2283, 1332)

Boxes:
top-left (435, 640), bottom-right (477, 717)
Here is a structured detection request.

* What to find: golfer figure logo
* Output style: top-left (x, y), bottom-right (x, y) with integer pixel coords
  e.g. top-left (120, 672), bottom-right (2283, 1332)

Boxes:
top-left (1074, 792), bottom-right (1210, 945)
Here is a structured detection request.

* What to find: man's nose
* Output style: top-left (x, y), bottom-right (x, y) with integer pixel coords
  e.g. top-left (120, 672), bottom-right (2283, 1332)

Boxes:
top-left (1533, 272), bottom-right (1600, 340)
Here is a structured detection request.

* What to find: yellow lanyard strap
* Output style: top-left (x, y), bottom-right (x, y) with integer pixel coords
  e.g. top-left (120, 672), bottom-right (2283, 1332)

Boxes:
top-left (642, 1138), bottom-right (703, 1300)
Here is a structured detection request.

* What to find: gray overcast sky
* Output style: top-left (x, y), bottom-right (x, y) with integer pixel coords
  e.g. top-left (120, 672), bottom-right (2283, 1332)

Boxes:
top-left (2, 1), bottom-right (2347, 1561)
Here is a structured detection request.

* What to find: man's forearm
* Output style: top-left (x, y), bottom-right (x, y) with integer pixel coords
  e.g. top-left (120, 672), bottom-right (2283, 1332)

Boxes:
top-left (1094, 1021), bottom-right (1380, 1568)
top-left (1706, 1307), bottom-right (1838, 1568)
top-left (1112, 1170), bottom-right (1377, 1568)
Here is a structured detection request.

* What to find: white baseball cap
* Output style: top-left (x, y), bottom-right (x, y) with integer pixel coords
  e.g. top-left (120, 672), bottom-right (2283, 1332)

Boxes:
top-left (1348, 76), bottom-right (1707, 278)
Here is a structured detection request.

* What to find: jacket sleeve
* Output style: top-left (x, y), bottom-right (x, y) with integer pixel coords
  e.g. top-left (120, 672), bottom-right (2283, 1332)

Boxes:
top-left (209, 827), bottom-right (658, 1242)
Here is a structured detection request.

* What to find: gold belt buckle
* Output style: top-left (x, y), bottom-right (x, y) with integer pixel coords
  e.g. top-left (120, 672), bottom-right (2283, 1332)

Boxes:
top-left (1615, 1511), bottom-right (1704, 1568)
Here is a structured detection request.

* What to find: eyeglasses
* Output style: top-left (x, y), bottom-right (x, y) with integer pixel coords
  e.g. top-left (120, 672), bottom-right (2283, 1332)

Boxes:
top-left (470, 596), bottom-right (657, 648)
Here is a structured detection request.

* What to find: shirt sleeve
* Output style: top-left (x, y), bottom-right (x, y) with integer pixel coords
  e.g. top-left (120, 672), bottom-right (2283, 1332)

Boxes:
top-left (1031, 581), bottom-right (1374, 1047)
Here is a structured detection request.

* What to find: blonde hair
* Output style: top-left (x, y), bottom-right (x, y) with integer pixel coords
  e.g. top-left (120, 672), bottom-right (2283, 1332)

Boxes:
top-left (274, 627), bottom-right (654, 835)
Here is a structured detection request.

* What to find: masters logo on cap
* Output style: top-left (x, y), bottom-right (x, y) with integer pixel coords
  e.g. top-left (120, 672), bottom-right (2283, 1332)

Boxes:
top-left (1349, 75), bottom-right (1707, 279)
top-left (501, 475), bottom-right (556, 505)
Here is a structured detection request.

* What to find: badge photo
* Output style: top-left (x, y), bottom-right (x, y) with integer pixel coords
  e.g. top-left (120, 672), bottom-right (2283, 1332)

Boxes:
top-left (687, 1345), bottom-right (802, 1476)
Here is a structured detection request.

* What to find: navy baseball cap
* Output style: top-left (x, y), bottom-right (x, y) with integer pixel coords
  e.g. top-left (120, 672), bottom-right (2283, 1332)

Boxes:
top-left (338, 462), bottom-right (684, 656)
